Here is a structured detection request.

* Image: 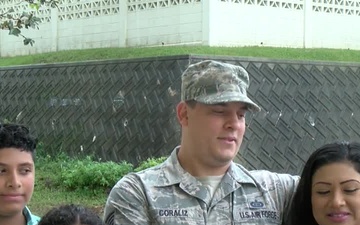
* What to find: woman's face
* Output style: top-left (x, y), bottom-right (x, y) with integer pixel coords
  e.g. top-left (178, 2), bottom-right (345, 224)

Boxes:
top-left (312, 162), bottom-right (360, 225)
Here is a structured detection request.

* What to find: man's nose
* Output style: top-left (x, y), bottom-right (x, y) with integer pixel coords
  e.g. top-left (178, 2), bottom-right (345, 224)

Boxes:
top-left (225, 112), bottom-right (242, 130)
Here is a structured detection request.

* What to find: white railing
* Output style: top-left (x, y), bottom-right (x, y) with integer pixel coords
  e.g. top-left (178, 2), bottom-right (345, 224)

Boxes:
top-left (57, 0), bottom-right (120, 21)
top-left (219, 0), bottom-right (304, 10)
top-left (127, 0), bottom-right (201, 11)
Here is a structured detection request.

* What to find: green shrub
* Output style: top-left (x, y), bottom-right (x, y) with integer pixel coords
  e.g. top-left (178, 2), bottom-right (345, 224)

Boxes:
top-left (35, 148), bottom-right (168, 194)
top-left (134, 157), bottom-right (167, 172)
top-left (60, 157), bottom-right (133, 192)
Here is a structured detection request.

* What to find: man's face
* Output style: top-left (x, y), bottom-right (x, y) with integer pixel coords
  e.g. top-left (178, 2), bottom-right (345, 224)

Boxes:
top-left (0, 148), bottom-right (35, 217)
top-left (178, 101), bottom-right (247, 170)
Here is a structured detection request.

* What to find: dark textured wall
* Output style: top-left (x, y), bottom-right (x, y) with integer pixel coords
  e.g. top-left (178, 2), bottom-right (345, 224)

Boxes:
top-left (1, 55), bottom-right (360, 174)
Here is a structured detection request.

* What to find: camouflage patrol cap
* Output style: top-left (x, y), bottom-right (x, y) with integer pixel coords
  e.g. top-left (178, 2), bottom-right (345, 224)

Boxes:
top-left (181, 60), bottom-right (261, 112)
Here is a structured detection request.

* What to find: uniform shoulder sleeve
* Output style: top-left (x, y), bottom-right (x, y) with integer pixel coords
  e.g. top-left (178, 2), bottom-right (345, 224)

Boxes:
top-left (104, 173), bottom-right (150, 225)
top-left (250, 170), bottom-right (299, 222)
top-left (275, 173), bottom-right (300, 208)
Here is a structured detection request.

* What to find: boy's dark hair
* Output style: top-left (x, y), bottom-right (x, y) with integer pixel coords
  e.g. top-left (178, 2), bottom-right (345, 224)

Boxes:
top-left (0, 123), bottom-right (37, 160)
top-left (38, 204), bottom-right (105, 225)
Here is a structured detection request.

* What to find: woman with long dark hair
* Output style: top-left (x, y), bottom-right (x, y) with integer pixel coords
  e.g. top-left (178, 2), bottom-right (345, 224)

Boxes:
top-left (287, 141), bottom-right (360, 225)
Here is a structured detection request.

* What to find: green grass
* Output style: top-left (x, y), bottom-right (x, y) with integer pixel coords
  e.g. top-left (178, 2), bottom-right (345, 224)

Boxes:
top-left (29, 177), bottom-right (107, 217)
top-left (1, 45), bottom-right (360, 67)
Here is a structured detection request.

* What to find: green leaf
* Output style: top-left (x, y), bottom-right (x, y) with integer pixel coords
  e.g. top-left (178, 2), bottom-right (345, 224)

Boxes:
top-left (8, 20), bottom-right (13, 29)
top-left (0, 21), bottom-right (9, 29)
top-left (9, 28), bottom-right (20, 36)
top-left (29, 3), bottom-right (41, 10)
top-left (23, 38), bottom-right (35, 46)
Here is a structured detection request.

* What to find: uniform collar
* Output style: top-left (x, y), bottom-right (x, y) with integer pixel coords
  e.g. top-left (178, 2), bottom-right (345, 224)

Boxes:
top-left (154, 146), bottom-right (256, 187)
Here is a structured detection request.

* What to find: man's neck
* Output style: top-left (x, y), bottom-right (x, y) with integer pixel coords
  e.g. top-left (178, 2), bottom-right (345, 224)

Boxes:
top-left (0, 212), bottom-right (26, 225)
top-left (177, 147), bottom-right (231, 177)
top-left (188, 164), bottom-right (229, 177)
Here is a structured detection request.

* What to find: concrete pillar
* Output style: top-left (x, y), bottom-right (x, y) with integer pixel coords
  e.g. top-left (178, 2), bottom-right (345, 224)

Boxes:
top-left (303, 0), bottom-right (313, 48)
top-left (119, 0), bottom-right (127, 47)
top-left (202, 0), bottom-right (210, 46)
top-left (51, 7), bottom-right (58, 52)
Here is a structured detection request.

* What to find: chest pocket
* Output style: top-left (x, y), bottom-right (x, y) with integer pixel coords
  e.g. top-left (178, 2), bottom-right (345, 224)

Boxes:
top-left (231, 194), bottom-right (282, 224)
top-left (234, 209), bottom-right (281, 224)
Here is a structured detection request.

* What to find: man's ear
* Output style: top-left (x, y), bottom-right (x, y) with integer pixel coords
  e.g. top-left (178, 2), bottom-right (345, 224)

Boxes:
top-left (176, 102), bottom-right (189, 126)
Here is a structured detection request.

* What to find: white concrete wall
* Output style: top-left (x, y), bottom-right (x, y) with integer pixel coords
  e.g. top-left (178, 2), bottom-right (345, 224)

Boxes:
top-left (0, 22), bottom-right (52, 57)
top-left (57, 14), bottom-right (122, 51)
top-left (0, 0), bottom-right (126, 57)
top-left (126, 3), bottom-right (203, 47)
top-left (2, 0), bottom-right (360, 57)
top-left (208, 1), bottom-right (304, 48)
top-left (310, 12), bottom-right (360, 49)
top-left (0, 5), bottom-right (54, 56)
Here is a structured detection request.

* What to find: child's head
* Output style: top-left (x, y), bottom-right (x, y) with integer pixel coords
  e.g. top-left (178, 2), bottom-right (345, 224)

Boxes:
top-left (0, 124), bottom-right (37, 159)
top-left (0, 123), bottom-right (37, 217)
top-left (38, 204), bottom-right (105, 225)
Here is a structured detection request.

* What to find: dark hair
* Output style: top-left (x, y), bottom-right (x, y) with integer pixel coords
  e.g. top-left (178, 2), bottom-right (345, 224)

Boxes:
top-left (0, 123), bottom-right (37, 160)
top-left (38, 204), bottom-right (105, 225)
top-left (287, 141), bottom-right (360, 225)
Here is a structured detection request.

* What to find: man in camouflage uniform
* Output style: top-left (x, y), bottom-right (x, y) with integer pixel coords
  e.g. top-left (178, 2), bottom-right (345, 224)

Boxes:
top-left (104, 60), bottom-right (299, 225)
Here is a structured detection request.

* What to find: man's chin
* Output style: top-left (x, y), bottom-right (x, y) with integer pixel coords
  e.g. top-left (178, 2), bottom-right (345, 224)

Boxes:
top-left (219, 147), bottom-right (238, 156)
top-left (216, 153), bottom-right (236, 163)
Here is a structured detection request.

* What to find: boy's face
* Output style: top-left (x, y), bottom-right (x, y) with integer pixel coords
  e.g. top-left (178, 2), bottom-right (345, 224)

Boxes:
top-left (0, 148), bottom-right (34, 217)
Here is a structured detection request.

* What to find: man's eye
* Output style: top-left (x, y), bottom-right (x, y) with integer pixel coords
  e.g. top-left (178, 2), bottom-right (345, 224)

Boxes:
top-left (213, 110), bottom-right (224, 113)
